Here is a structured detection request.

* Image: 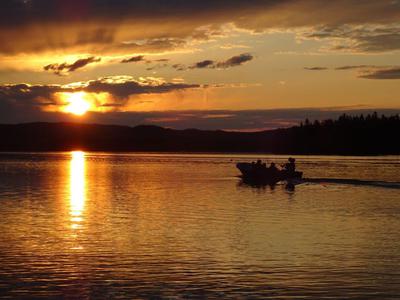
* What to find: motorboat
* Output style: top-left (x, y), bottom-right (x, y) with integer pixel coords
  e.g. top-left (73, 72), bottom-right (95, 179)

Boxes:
top-left (236, 162), bottom-right (303, 184)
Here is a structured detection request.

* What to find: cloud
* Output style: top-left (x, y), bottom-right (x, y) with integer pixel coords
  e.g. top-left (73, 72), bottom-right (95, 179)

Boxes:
top-left (299, 24), bottom-right (400, 53)
top-left (303, 64), bottom-right (400, 80)
top-left (335, 65), bottom-right (374, 70)
top-left (215, 53), bottom-right (254, 68)
top-left (119, 56), bottom-right (172, 70)
top-left (186, 53), bottom-right (254, 70)
top-left (300, 65), bottom-right (400, 79)
top-left (304, 67), bottom-right (328, 71)
top-left (44, 56), bottom-right (101, 75)
top-left (359, 67), bottom-right (400, 79)
top-left (0, 76), bottom-right (201, 113)
top-left (116, 38), bottom-right (187, 54)
top-left (190, 60), bottom-right (215, 69)
top-left (219, 43), bottom-right (251, 50)
top-left (0, 83), bottom-right (64, 105)
top-left (1, 1), bottom-right (399, 55)
top-left (82, 77), bottom-right (199, 99)
top-left (121, 55), bottom-right (145, 63)
top-left (146, 64), bottom-right (169, 71)
top-left (172, 64), bottom-right (187, 71)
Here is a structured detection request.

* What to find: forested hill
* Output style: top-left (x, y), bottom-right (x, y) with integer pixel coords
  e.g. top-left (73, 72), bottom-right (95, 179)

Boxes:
top-left (0, 113), bottom-right (399, 155)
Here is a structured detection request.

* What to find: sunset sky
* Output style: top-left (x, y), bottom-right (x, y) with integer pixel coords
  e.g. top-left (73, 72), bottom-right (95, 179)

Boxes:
top-left (0, 0), bottom-right (399, 130)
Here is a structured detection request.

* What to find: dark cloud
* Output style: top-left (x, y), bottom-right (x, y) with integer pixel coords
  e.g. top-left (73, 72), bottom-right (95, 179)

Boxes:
top-left (300, 65), bottom-right (400, 80)
top-left (186, 53), bottom-right (254, 70)
top-left (359, 67), bottom-right (400, 79)
top-left (216, 53), bottom-right (254, 68)
top-left (154, 58), bottom-right (170, 62)
top-left (121, 55), bottom-right (145, 63)
top-left (82, 77), bottom-right (199, 99)
top-left (44, 56), bottom-right (101, 75)
top-left (304, 67), bottom-right (328, 71)
top-left (305, 65), bottom-right (396, 72)
top-left (120, 56), bottom-right (171, 70)
top-left (0, 83), bottom-right (65, 105)
top-left (301, 25), bottom-right (400, 53)
top-left (307, 64), bottom-right (400, 79)
top-left (335, 65), bottom-right (374, 70)
top-left (1, 1), bottom-right (399, 55)
top-left (190, 60), bottom-right (215, 69)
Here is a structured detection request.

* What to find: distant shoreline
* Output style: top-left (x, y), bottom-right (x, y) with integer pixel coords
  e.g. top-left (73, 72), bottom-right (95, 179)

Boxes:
top-left (0, 113), bottom-right (399, 155)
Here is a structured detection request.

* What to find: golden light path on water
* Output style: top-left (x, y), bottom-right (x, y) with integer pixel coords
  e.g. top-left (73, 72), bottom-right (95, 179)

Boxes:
top-left (69, 151), bottom-right (86, 231)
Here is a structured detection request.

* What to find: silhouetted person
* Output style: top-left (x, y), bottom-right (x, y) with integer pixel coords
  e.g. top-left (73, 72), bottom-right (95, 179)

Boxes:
top-left (284, 157), bottom-right (296, 173)
top-left (255, 160), bottom-right (262, 170)
top-left (269, 162), bottom-right (278, 171)
top-left (269, 162), bottom-right (279, 177)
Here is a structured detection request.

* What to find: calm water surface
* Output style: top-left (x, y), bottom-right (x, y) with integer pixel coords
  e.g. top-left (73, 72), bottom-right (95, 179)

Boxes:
top-left (0, 153), bottom-right (399, 299)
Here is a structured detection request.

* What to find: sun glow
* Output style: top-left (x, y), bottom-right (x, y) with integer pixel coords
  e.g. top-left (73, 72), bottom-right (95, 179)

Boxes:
top-left (65, 92), bottom-right (91, 116)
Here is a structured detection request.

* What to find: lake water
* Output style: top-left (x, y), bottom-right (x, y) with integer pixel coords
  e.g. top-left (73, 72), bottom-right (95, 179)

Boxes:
top-left (0, 152), bottom-right (399, 299)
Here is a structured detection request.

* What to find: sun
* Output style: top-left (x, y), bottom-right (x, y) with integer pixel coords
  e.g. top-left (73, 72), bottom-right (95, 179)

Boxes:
top-left (65, 92), bottom-right (91, 116)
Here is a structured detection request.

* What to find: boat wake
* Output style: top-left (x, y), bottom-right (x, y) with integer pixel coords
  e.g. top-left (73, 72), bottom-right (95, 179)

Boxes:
top-left (302, 178), bottom-right (400, 189)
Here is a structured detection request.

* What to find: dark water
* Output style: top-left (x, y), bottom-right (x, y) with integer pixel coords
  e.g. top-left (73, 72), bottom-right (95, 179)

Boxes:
top-left (0, 152), bottom-right (399, 299)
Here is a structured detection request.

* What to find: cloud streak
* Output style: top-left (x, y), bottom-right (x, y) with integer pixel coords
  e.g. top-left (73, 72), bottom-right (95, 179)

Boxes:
top-left (299, 24), bottom-right (400, 53)
top-left (121, 55), bottom-right (145, 63)
top-left (182, 53), bottom-right (254, 70)
top-left (304, 67), bottom-right (328, 71)
top-left (302, 65), bottom-right (400, 79)
top-left (44, 56), bottom-right (101, 75)
top-left (359, 67), bottom-right (400, 79)
top-left (215, 53), bottom-right (254, 68)
top-left (82, 77), bottom-right (199, 99)
top-left (335, 65), bottom-right (375, 70)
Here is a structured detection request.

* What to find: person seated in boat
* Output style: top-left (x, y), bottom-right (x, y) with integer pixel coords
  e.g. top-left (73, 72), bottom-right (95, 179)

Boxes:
top-left (269, 162), bottom-right (278, 171)
top-left (255, 159), bottom-right (262, 168)
top-left (284, 157), bottom-right (296, 173)
top-left (268, 162), bottom-right (279, 176)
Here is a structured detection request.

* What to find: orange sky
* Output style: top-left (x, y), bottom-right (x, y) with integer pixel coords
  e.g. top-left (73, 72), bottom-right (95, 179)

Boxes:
top-left (0, 1), bottom-right (399, 129)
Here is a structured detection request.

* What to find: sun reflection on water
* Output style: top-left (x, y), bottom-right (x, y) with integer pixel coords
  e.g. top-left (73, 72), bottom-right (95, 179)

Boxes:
top-left (69, 151), bottom-right (86, 230)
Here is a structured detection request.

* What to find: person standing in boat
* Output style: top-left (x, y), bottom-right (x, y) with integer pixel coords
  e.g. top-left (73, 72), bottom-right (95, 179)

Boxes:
top-left (284, 157), bottom-right (296, 173)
